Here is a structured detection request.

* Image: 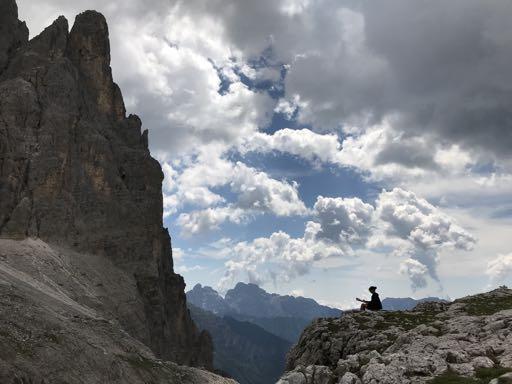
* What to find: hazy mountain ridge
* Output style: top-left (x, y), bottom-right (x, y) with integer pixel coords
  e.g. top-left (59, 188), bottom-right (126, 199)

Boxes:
top-left (186, 283), bottom-right (342, 383)
top-left (187, 283), bottom-right (342, 343)
top-left (187, 282), bottom-right (341, 320)
top-left (188, 305), bottom-right (292, 384)
top-left (382, 296), bottom-right (447, 311)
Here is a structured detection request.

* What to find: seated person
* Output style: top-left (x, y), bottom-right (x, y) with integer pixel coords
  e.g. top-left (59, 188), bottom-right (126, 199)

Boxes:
top-left (356, 286), bottom-right (382, 311)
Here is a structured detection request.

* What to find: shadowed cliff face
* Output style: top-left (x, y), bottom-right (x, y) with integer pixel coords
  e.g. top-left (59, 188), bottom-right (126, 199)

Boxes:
top-left (0, 0), bottom-right (212, 368)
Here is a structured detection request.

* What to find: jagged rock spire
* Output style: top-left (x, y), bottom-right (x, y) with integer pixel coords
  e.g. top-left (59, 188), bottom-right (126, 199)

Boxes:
top-left (0, 0), bottom-right (28, 73)
top-left (68, 10), bottom-right (125, 121)
top-left (0, 0), bottom-right (212, 368)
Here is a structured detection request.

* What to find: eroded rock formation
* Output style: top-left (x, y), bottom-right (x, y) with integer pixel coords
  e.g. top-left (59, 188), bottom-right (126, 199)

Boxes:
top-left (277, 287), bottom-right (512, 384)
top-left (0, 0), bottom-right (212, 374)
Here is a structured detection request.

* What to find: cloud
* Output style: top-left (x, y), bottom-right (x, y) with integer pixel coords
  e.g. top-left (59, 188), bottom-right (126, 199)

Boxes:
top-left (168, 152), bottom-right (308, 235)
top-left (313, 196), bottom-right (374, 246)
top-left (219, 188), bottom-right (476, 290)
top-left (290, 289), bottom-right (305, 297)
top-left (375, 188), bottom-right (476, 289)
top-left (219, 225), bottom-right (344, 290)
top-left (175, 264), bottom-right (205, 274)
top-left (18, 0), bottom-right (275, 158)
top-left (177, 206), bottom-right (247, 236)
top-left (240, 128), bottom-right (341, 164)
top-left (400, 259), bottom-right (429, 291)
top-left (376, 188), bottom-right (476, 251)
top-left (487, 253), bottom-right (512, 286)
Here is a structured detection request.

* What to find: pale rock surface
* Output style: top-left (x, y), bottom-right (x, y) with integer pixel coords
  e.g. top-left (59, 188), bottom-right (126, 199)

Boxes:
top-left (278, 287), bottom-right (512, 384)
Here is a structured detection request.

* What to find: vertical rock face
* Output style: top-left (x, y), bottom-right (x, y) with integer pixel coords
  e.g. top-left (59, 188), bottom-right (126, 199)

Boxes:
top-left (0, 0), bottom-right (212, 368)
top-left (0, 0), bottom-right (28, 72)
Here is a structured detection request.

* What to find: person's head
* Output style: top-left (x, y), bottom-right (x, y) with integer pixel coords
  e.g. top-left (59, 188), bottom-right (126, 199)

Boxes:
top-left (369, 286), bottom-right (377, 293)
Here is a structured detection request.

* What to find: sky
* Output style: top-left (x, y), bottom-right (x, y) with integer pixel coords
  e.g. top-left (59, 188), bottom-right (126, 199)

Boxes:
top-left (18, 0), bottom-right (512, 309)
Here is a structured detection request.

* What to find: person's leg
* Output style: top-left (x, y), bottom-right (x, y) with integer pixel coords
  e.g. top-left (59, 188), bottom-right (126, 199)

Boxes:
top-left (360, 303), bottom-right (367, 311)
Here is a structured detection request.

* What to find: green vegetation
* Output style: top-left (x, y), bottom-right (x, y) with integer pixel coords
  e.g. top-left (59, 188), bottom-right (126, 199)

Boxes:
top-left (457, 295), bottom-right (512, 316)
top-left (354, 310), bottom-right (441, 332)
top-left (428, 368), bottom-right (512, 384)
top-left (475, 367), bottom-right (512, 382)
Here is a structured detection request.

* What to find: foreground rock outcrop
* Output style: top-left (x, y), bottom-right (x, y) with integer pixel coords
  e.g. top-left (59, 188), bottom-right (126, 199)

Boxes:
top-left (278, 287), bottom-right (512, 384)
top-left (0, 0), bottom-right (220, 381)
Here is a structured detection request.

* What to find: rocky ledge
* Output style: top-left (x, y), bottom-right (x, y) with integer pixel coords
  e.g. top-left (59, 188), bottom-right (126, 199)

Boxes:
top-left (278, 287), bottom-right (512, 384)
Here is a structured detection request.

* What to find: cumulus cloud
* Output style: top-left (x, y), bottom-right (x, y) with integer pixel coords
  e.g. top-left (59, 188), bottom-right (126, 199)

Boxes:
top-left (313, 196), bottom-right (374, 246)
top-left (23, 0), bottom-right (512, 159)
top-left (164, 151), bottom-right (308, 235)
top-left (375, 188), bottom-right (475, 289)
top-left (177, 206), bottom-right (247, 236)
top-left (487, 253), bottom-right (512, 286)
top-left (240, 128), bottom-right (341, 164)
top-left (219, 188), bottom-right (476, 290)
top-left (219, 224), bottom-right (344, 290)
top-left (18, 0), bottom-right (275, 157)
top-left (400, 259), bottom-right (429, 291)
top-left (376, 188), bottom-right (476, 251)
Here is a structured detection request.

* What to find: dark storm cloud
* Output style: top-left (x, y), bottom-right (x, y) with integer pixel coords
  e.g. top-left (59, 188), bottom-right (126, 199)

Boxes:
top-left (20, 0), bottom-right (512, 158)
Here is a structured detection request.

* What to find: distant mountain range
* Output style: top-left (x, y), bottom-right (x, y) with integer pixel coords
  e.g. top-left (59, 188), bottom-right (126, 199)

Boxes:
top-left (186, 283), bottom-right (342, 384)
top-left (188, 305), bottom-right (291, 384)
top-left (188, 282), bottom-right (341, 319)
top-left (382, 296), bottom-right (447, 311)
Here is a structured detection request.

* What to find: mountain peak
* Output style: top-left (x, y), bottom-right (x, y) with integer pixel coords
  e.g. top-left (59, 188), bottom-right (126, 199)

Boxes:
top-left (0, 0), bottom-right (212, 371)
top-left (68, 10), bottom-right (125, 120)
top-left (0, 0), bottom-right (28, 71)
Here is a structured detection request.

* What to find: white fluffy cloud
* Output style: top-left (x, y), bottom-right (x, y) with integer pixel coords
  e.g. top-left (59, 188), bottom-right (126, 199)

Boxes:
top-left (375, 188), bottom-right (476, 290)
top-left (163, 151), bottom-right (308, 235)
top-left (487, 253), bottom-right (512, 286)
top-left (313, 196), bottom-right (374, 246)
top-left (376, 188), bottom-right (476, 251)
top-left (238, 123), bottom-right (485, 189)
top-left (240, 128), bottom-right (341, 164)
top-left (219, 188), bottom-right (475, 290)
top-left (177, 206), bottom-right (247, 236)
top-left (400, 259), bottom-right (429, 291)
top-left (219, 223), bottom-right (344, 290)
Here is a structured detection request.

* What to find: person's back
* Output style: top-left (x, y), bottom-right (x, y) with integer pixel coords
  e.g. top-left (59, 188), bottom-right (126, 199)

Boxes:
top-left (356, 286), bottom-right (382, 311)
top-left (367, 291), bottom-right (382, 310)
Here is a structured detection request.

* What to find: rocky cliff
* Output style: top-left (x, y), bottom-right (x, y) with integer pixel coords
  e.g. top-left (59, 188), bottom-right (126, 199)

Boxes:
top-left (277, 287), bottom-right (512, 384)
top-left (0, 0), bottom-right (217, 380)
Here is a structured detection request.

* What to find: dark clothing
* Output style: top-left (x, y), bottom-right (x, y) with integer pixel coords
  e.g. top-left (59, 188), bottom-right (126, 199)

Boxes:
top-left (367, 292), bottom-right (382, 310)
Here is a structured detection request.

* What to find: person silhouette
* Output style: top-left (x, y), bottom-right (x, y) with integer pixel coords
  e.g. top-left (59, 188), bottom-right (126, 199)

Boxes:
top-left (356, 286), bottom-right (382, 311)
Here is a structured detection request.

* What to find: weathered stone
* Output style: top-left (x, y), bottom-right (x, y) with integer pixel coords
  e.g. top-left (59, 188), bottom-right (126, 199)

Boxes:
top-left (489, 372), bottom-right (512, 384)
top-left (0, 239), bottom-right (233, 384)
top-left (0, 0), bottom-right (212, 375)
top-left (471, 356), bottom-right (495, 369)
top-left (0, 0), bottom-right (28, 72)
top-left (278, 287), bottom-right (512, 384)
top-left (338, 372), bottom-right (362, 384)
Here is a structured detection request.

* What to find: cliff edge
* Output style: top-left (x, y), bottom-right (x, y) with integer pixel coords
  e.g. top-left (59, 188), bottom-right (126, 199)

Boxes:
top-left (278, 287), bottom-right (512, 384)
top-left (0, 0), bottom-right (219, 381)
